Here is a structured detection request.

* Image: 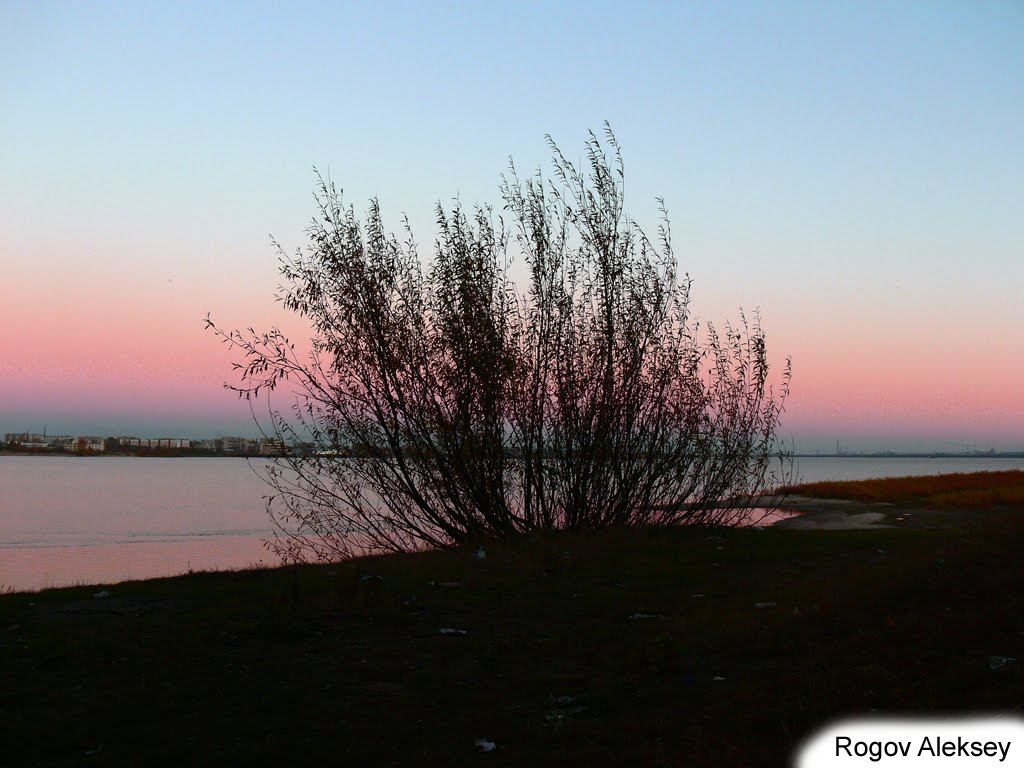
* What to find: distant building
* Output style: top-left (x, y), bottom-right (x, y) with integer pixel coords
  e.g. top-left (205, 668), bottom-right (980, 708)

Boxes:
top-left (155, 438), bottom-right (191, 449)
top-left (126, 438), bottom-right (191, 450)
top-left (4, 432), bottom-right (80, 450)
top-left (258, 438), bottom-right (288, 457)
top-left (4, 432), bottom-right (49, 449)
top-left (65, 437), bottom-right (105, 453)
top-left (220, 436), bottom-right (247, 455)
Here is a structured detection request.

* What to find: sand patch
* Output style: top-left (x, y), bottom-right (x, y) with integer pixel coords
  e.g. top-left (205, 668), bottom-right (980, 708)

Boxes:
top-left (773, 510), bottom-right (891, 530)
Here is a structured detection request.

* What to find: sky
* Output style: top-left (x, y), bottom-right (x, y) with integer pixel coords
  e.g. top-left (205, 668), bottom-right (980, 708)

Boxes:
top-left (2, 0), bottom-right (1022, 452)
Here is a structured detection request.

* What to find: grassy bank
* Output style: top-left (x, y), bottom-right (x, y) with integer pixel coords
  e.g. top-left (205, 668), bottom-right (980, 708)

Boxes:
top-left (781, 469), bottom-right (1024, 507)
top-left (1, 476), bottom-right (1021, 766)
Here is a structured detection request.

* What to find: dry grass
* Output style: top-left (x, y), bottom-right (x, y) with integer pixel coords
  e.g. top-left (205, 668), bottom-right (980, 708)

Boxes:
top-left (780, 469), bottom-right (1024, 507)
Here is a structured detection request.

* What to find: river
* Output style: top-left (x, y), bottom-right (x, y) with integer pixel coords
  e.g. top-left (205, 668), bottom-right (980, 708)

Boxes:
top-left (2, 455), bottom-right (1021, 592)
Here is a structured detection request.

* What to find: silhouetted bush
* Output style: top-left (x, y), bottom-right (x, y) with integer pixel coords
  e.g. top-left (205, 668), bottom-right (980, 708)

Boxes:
top-left (208, 126), bottom-right (790, 560)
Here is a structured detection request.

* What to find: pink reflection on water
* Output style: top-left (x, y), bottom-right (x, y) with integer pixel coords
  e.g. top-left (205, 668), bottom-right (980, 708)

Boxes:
top-left (1, 457), bottom-right (277, 592)
top-left (739, 508), bottom-right (803, 527)
top-left (0, 456), bottom-right (810, 593)
top-left (0, 535), bottom-right (279, 593)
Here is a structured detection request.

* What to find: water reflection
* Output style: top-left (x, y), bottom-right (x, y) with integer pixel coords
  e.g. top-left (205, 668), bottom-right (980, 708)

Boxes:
top-left (5, 454), bottom-right (1020, 592)
top-left (739, 508), bottom-right (801, 527)
top-left (1, 536), bottom-right (275, 592)
top-left (1, 457), bottom-right (275, 592)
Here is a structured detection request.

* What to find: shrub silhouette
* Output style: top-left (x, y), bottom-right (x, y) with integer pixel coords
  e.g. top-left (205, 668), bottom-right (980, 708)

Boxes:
top-left (207, 126), bottom-right (791, 560)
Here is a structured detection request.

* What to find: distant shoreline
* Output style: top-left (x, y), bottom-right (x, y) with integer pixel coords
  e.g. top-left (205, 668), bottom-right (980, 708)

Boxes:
top-left (0, 450), bottom-right (251, 458)
top-left (3, 449), bottom-right (1023, 459)
top-left (792, 452), bottom-right (1024, 459)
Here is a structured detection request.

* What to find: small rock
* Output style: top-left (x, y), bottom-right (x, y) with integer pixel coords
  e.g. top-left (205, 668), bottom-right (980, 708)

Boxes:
top-left (475, 738), bottom-right (496, 752)
top-left (754, 602), bottom-right (776, 609)
top-left (93, 590), bottom-right (111, 599)
top-left (989, 656), bottom-right (1017, 670)
top-left (474, 547), bottom-right (486, 561)
top-left (439, 628), bottom-right (467, 635)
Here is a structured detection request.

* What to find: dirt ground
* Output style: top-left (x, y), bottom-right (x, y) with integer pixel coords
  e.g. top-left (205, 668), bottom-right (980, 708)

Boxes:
top-left (772, 496), bottom-right (979, 530)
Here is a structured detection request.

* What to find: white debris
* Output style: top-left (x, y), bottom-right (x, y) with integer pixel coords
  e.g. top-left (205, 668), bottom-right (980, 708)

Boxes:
top-left (474, 738), bottom-right (496, 752)
top-left (989, 656), bottom-right (1017, 670)
top-left (439, 628), bottom-right (467, 635)
top-left (93, 590), bottom-right (111, 599)
top-left (474, 547), bottom-right (487, 560)
top-left (754, 602), bottom-right (776, 609)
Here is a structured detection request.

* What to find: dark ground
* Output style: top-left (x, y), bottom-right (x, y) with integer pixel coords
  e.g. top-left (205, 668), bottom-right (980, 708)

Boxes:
top-left (1, 500), bottom-right (1021, 766)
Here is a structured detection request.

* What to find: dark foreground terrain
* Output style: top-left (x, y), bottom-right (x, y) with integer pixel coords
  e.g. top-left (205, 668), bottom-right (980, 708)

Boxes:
top-left (2, 475), bottom-right (1022, 766)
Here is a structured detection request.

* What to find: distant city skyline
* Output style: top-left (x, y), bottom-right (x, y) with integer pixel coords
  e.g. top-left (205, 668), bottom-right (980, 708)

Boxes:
top-left (2, 417), bottom-right (1021, 457)
top-left (3, 2), bottom-right (1021, 457)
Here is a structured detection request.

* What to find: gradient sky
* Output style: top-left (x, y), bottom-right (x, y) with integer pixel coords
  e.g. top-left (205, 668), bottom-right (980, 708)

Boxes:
top-left (2, 1), bottom-right (1022, 452)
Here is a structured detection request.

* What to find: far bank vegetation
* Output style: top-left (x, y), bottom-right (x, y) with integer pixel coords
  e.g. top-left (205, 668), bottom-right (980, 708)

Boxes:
top-left (782, 470), bottom-right (1024, 508)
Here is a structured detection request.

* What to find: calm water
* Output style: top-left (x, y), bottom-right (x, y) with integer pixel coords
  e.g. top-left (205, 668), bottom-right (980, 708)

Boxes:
top-left (2, 455), bottom-right (1022, 592)
top-left (1, 458), bottom-right (274, 592)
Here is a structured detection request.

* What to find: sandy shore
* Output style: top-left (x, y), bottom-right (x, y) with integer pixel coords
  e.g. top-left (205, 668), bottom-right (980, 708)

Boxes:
top-left (770, 495), bottom-right (967, 530)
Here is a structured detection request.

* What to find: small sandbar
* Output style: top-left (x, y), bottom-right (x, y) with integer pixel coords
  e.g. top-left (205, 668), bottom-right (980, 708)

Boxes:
top-left (772, 510), bottom-right (891, 530)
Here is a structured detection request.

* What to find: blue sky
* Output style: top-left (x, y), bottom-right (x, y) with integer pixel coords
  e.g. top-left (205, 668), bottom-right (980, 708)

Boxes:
top-left (2, 1), bottom-right (1022, 451)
